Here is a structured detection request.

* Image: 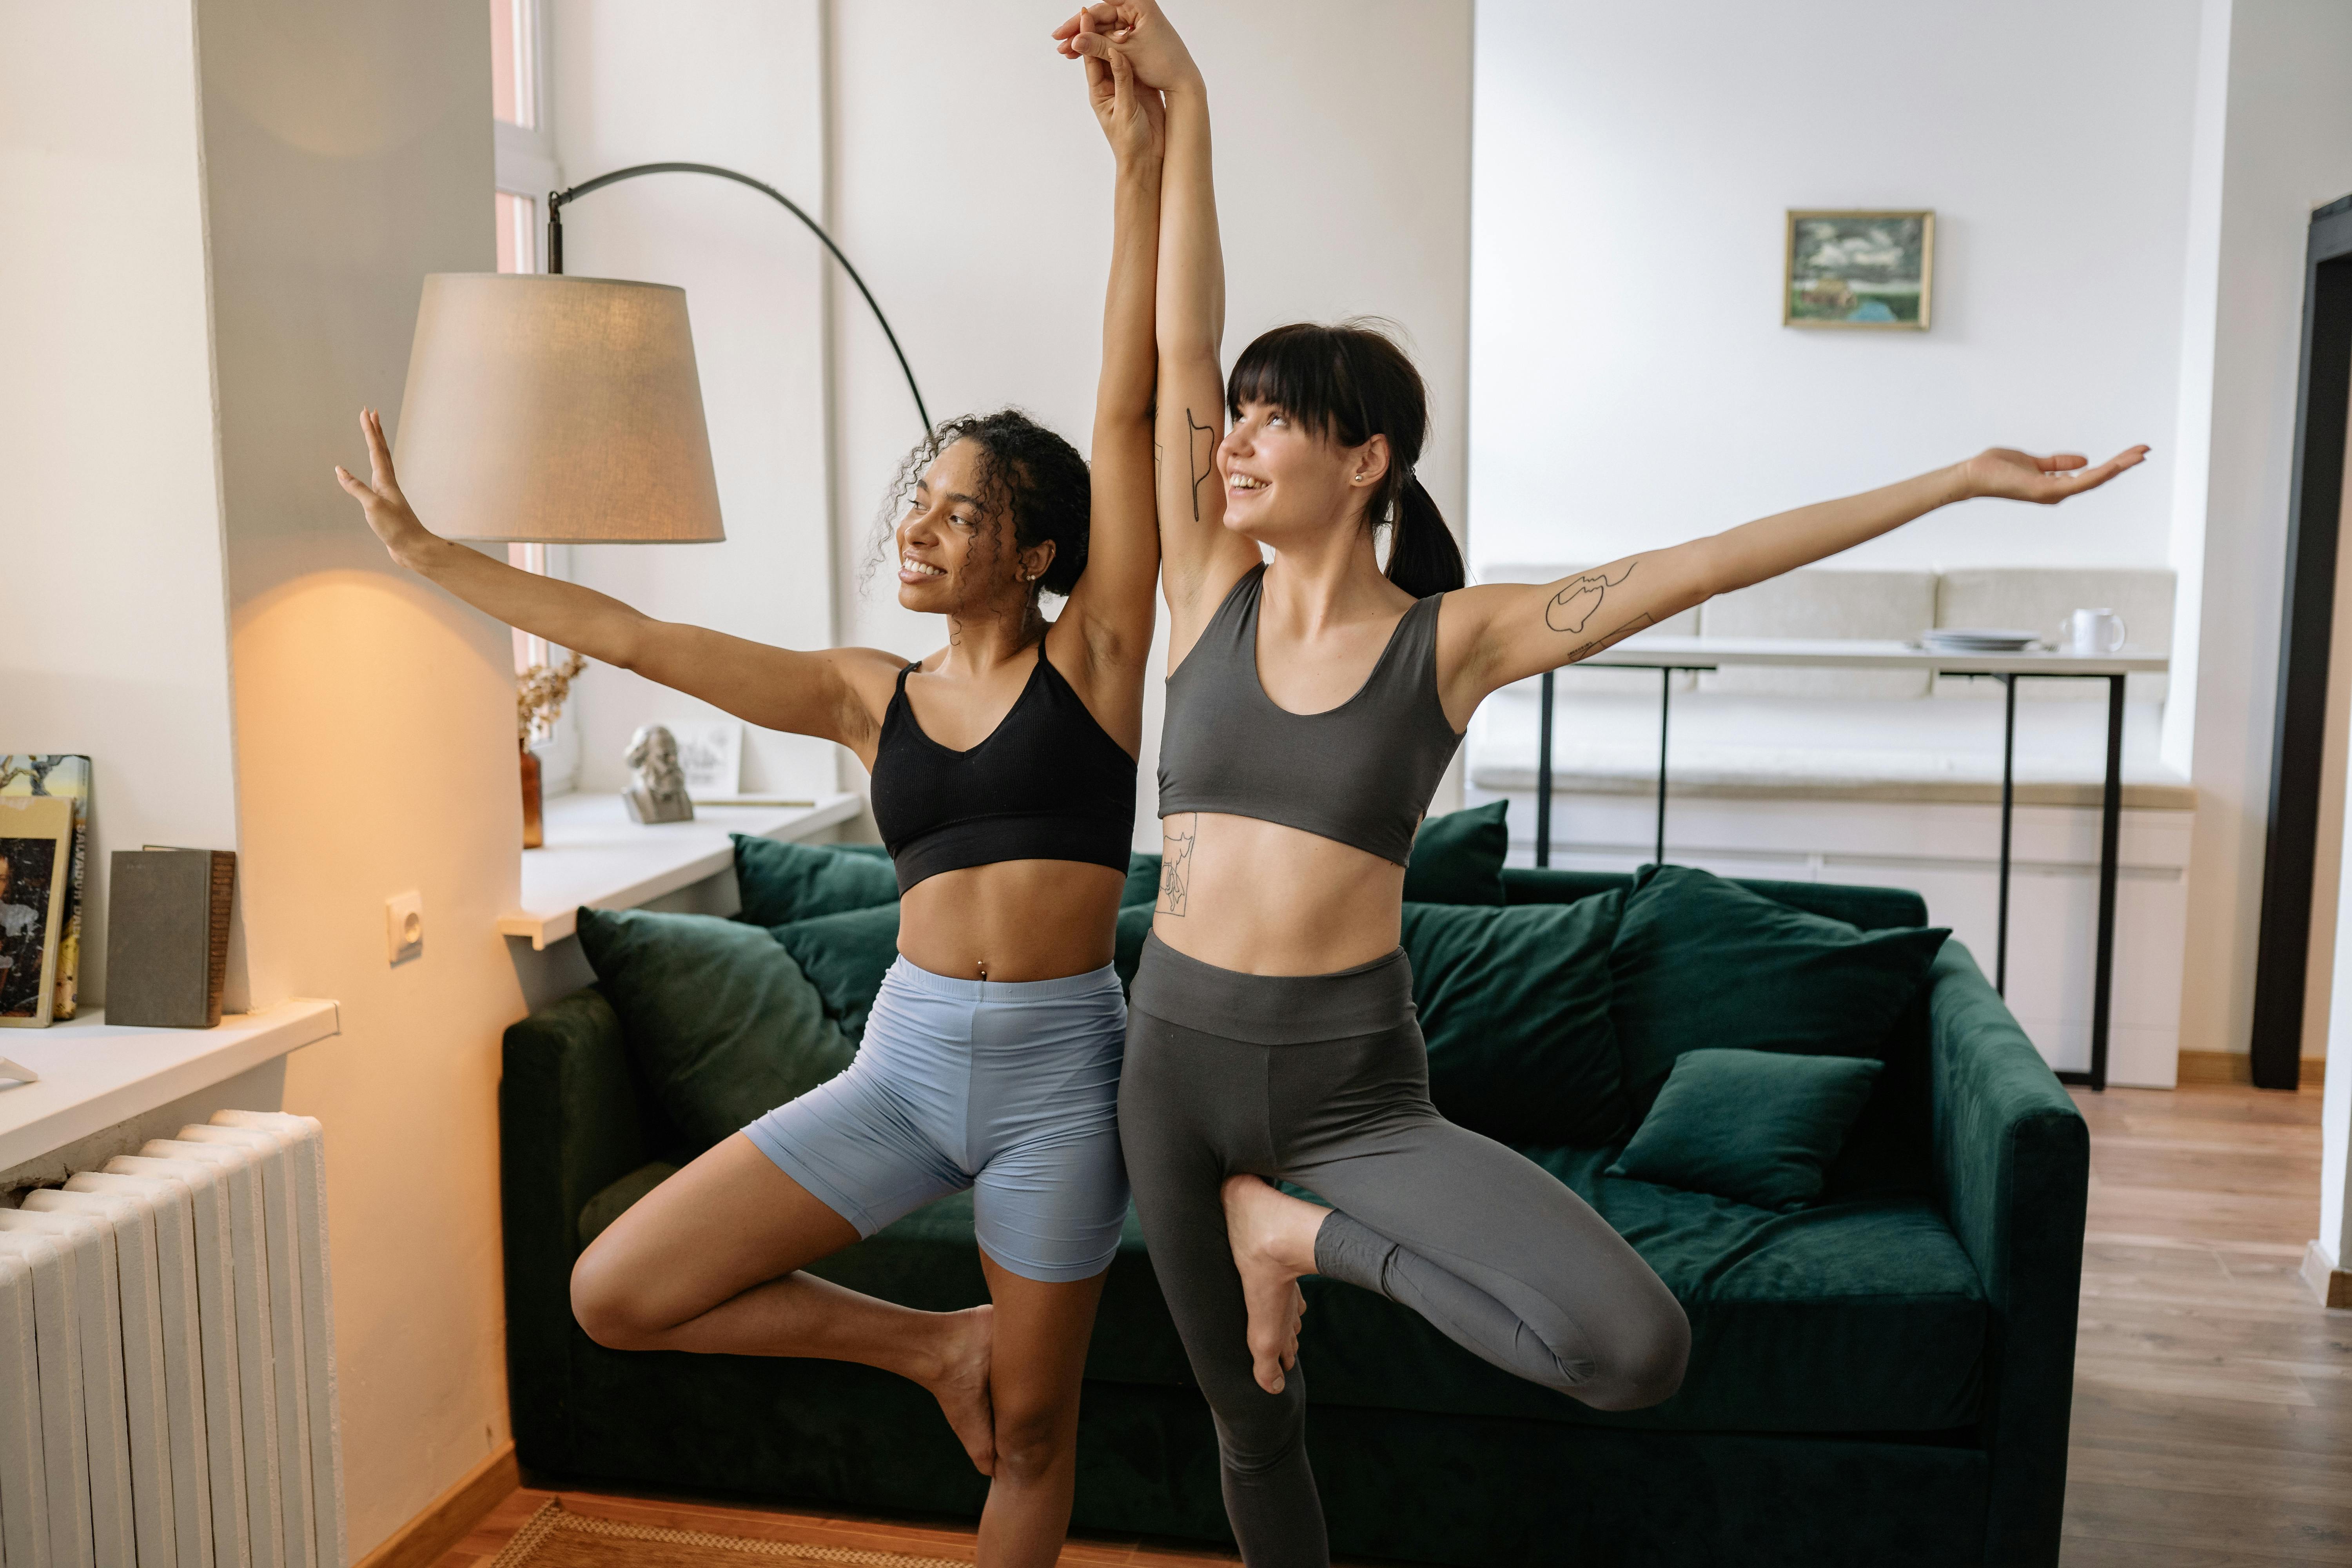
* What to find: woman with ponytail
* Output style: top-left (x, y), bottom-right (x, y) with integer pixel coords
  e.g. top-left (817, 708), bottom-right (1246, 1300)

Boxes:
top-left (1063, 7), bottom-right (2145, 1564)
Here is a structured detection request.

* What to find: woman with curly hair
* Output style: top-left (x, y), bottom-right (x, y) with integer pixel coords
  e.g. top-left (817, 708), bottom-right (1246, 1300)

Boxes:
top-left (334, 35), bottom-right (1166, 1566)
top-left (1059, 6), bottom-right (2145, 1564)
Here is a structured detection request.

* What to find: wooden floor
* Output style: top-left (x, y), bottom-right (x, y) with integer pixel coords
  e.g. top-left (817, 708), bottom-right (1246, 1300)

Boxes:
top-left (436, 1083), bottom-right (2346, 1568)
top-left (2062, 1083), bottom-right (2348, 1566)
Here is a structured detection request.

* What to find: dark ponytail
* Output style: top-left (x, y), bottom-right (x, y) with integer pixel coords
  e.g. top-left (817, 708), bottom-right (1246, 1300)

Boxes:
top-left (1228, 319), bottom-right (1466, 599)
top-left (1385, 474), bottom-right (1465, 601)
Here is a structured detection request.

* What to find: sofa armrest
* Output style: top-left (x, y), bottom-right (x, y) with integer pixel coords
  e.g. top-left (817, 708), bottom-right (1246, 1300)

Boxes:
top-left (1926, 942), bottom-right (2088, 1568)
top-left (500, 985), bottom-right (652, 1471)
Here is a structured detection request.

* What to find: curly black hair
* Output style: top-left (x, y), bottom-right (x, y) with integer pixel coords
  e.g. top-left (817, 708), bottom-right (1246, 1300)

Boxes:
top-left (867, 408), bottom-right (1091, 613)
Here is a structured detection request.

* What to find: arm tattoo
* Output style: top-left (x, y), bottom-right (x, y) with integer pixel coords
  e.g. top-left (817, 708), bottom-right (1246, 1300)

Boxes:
top-left (1157, 813), bottom-right (1196, 916)
top-left (1564, 612), bottom-right (1657, 664)
top-left (1186, 409), bottom-right (1216, 522)
top-left (1545, 560), bottom-right (1639, 634)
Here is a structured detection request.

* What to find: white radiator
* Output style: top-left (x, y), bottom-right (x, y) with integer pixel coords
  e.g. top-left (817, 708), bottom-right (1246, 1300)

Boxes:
top-left (0, 1112), bottom-right (345, 1568)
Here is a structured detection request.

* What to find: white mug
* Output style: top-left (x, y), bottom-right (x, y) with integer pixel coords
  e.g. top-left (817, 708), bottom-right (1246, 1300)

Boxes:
top-left (2060, 608), bottom-right (2127, 654)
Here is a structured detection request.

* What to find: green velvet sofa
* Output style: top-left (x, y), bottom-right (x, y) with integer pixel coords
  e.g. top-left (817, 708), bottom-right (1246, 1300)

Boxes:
top-left (500, 863), bottom-right (2088, 1567)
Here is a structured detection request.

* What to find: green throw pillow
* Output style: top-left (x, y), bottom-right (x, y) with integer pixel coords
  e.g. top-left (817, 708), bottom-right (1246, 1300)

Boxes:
top-left (1609, 865), bottom-right (1947, 1101)
top-left (1608, 1047), bottom-right (1883, 1210)
top-left (767, 904), bottom-right (903, 1042)
top-left (1123, 852), bottom-right (1164, 909)
top-left (574, 907), bottom-right (854, 1152)
top-left (1401, 891), bottom-right (1627, 1147)
top-left (1402, 801), bottom-right (1509, 905)
top-left (733, 835), bottom-right (899, 926)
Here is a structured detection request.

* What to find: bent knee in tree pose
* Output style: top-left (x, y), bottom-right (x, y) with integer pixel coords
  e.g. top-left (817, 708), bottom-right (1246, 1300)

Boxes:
top-left (1059, 3), bottom-right (2144, 1563)
top-left (339, 27), bottom-right (1172, 1565)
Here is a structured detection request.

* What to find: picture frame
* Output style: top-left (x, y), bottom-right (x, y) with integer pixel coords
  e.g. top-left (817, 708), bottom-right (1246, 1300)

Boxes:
top-left (2, 754), bottom-right (91, 1020)
top-left (0, 793), bottom-right (74, 1028)
top-left (1784, 210), bottom-right (1935, 330)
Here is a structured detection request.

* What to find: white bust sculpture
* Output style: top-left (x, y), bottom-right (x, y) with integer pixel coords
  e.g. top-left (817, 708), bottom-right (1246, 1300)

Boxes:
top-left (622, 724), bottom-right (696, 824)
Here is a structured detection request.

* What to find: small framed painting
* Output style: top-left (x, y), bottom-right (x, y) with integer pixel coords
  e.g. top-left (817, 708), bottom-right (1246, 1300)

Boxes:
top-left (1785, 210), bottom-right (1934, 330)
top-left (0, 793), bottom-right (74, 1028)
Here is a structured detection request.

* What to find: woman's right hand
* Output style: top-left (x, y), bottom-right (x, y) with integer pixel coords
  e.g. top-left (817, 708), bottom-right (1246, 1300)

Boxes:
top-left (1053, 0), bottom-right (1199, 94)
top-left (333, 407), bottom-right (435, 569)
top-left (1079, 16), bottom-right (1166, 165)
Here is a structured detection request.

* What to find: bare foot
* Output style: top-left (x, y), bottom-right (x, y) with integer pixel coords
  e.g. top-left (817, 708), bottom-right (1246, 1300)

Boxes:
top-left (1221, 1175), bottom-right (1322, 1395)
top-left (926, 1304), bottom-right (996, 1474)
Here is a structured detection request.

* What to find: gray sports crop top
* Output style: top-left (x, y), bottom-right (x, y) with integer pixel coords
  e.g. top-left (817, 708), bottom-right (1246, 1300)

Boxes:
top-left (1156, 563), bottom-right (1464, 866)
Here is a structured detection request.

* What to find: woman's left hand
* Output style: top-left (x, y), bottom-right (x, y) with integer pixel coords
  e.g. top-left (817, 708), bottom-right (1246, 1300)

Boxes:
top-left (1961, 445), bottom-right (2150, 505)
top-left (1079, 16), bottom-right (1164, 165)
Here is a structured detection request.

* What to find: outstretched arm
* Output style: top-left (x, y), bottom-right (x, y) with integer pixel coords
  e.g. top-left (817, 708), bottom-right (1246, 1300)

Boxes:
top-left (1054, 21), bottom-right (1164, 718)
top-left (1439, 444), bottom-right (2152, 717)
top-left (1062, 2), bottom-right (1259, 646)
top-left (335, 409), bottom-right (895, 753)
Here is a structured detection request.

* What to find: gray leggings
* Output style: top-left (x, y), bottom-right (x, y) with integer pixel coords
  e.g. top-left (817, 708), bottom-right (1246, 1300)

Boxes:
top-left (1120, 933), bottom-right (1690, 1568)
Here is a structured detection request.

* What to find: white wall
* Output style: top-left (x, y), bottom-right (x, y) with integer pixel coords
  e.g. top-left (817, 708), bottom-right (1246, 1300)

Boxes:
top-left (2181, 0), bottom-right (2352, 1068)
top-left (0, 2), bottom-right (241, 1007)
top-left (828, 0), bottom-right (1476, 837)
top-left (548, 0), bottom-right (841, 802)
top-left (1469, 0), bottom-right (2200, 581)
top-left (200, 0), bottom-right (523, 1548)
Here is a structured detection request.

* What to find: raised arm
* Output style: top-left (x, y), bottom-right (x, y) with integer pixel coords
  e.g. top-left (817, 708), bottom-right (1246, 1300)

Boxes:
top-left (334, 408), bottom-right (896, 755)
top-left (1439, 444), bottom-right (2152, 719)
top-left (1062, 2), bottom-right (1258, 645)
top-left (1053, 22), bottom-right (1164, 717)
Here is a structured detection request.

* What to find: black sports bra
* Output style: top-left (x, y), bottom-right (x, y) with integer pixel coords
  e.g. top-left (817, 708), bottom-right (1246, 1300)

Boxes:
top-left (868, 622), bottom-right (1138, 893)
top-left (1156, 564), bottom-right (1464, 866)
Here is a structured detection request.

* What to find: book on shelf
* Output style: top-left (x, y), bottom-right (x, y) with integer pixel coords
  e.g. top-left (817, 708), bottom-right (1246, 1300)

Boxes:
top-left (105, 846), bottom-right (236, 1029)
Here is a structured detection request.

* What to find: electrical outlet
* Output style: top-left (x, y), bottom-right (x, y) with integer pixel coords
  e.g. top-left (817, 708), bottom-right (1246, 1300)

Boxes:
top-left (386, 890), bottom-right (424, 964)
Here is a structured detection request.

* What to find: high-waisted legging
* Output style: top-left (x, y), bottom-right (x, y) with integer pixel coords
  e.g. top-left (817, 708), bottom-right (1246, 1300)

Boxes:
top-left (1120, 933), bottom-right (1690, 1568)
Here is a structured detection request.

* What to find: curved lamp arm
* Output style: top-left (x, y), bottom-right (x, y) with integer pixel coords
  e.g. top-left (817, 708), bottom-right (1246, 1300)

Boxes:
top-left (548, 162), bottom-right (932, 436)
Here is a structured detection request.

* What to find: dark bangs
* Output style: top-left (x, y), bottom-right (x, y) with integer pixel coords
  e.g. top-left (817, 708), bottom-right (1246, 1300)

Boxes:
top-left (1226, 322), bottom-right (1379, 447)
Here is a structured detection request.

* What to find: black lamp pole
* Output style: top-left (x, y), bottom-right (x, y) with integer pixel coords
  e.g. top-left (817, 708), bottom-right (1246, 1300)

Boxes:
top-left (547, 162), bottom-right (932, 436)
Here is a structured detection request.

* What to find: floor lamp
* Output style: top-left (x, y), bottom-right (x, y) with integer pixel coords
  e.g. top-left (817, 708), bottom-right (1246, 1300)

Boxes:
top-left (547, 161), bottom-right (932, 435)
top-left (390, 164), bottom-right (925, 843)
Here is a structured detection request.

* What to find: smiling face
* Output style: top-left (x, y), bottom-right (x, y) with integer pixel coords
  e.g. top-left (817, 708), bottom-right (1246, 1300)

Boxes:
top-left (1218, 401), bottom-right (1388, 554)
top-left (891, 438), bottom-right (1052, 620)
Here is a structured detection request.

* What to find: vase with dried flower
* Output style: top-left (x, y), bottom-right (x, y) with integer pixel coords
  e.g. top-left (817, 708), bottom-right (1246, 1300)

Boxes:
top-left (517, 651), bottom-right (586, 848)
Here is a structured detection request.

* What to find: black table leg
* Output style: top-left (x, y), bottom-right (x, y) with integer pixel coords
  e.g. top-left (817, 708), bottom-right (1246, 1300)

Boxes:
top-left (1998, 673), bottom-right (2016, 996)
top-left (2088, 673), bottom-right (2125, 1092)
top-left (1536, 670), bottom-right (1555, 867)
top-left (1655, 666), bottom-right (1671, 866)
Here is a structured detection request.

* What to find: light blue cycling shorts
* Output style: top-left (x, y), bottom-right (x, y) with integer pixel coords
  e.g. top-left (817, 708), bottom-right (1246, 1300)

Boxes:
top-left (744, 955), bottom-right (1129, 1283)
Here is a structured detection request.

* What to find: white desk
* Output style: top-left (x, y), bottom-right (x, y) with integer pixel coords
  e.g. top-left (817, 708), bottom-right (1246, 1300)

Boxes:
top-left (1536, 636), bottom-right (2171, 1090)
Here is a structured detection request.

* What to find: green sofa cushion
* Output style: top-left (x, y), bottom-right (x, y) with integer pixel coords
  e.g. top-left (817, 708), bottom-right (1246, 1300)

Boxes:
top-left (1610, 865), bottom-right (1948, 1102)
top-left (574, 908), bottom-right (855, 1152)
top-left (733, 835), bottom-right (898, 926)
top-left (1609, 1049), bottom-right (1883, 1211)
top-left (1287, 1146), bottom-right (1986, 1434)
top-left (1400, 894), bottom-right (1627, 1147)
top-left (1402, 801), bottom-right (1508, 906)
top-left (766, 904), bottom-right (902, 1044)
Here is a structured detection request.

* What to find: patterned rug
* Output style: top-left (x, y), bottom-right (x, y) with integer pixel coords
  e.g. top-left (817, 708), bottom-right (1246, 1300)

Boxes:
top-left (485, 1501), bottom-right (968, 1568)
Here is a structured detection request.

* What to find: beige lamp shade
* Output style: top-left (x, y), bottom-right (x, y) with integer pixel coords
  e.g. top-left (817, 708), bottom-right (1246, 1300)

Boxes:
top-left (392, 273), bottom-right (725, 543)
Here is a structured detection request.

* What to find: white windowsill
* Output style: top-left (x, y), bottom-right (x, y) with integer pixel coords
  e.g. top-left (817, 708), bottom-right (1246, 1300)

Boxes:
top-left (499, 789), bottom-right (864, 950)
top-left (0, 998), bottom-right (342, 1172)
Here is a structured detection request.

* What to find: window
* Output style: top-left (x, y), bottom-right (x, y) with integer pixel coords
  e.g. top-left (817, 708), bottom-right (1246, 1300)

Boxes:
top-left (490, 0), bottom-right (557, 280)
top-left (490, 0), bottom-right (579, 791)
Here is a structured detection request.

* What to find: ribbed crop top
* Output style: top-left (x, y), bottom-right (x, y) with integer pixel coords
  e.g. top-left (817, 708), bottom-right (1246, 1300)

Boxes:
top-left (868, 624), bottom-right (1138, 894)
top-left (1156, 564), bottom-right (1465, 867)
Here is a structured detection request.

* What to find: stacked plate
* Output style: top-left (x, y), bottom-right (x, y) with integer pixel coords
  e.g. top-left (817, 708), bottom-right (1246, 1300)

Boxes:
top-left (1921, 627), bottom-right (2043, 653)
